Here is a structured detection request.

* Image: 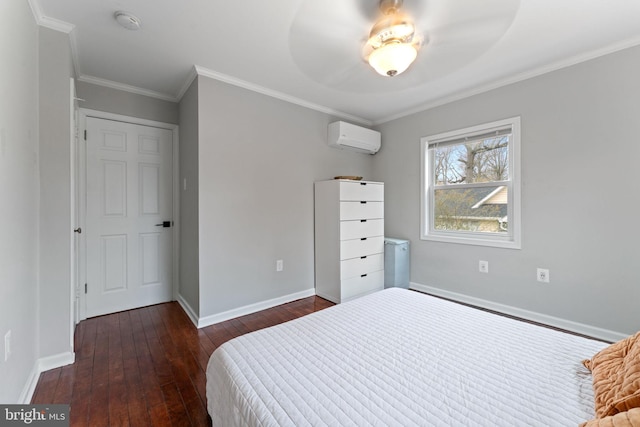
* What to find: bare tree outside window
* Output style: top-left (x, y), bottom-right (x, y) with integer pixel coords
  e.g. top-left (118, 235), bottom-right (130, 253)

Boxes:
top-left (434, 136), bottom-right (509, 185)
top-left (432, 136), bottom-right (509, 233)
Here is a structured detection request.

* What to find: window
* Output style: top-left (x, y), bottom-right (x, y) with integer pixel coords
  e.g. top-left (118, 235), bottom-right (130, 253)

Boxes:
top-left (421, 117), bottom-right (521, 249)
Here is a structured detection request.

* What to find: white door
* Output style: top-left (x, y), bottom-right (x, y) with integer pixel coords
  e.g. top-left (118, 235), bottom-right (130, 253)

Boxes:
top-left (85, 117), bottom-right (173, 318)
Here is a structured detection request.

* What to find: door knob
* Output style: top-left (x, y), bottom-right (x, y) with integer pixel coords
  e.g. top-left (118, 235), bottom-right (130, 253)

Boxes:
top-left (155, 221), bottom-right (172, 228)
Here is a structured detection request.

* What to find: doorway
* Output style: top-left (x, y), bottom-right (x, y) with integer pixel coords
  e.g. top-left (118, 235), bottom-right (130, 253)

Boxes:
top-left (77, 110), bottom-right (179, 320)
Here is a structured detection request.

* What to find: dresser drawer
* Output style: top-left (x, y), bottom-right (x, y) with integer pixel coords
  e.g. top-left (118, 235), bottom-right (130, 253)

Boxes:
top-left (340, 236), bottom-right (384, 260)
top-left (341, 270), bottom-right (384, 301)
top-left (340, 219), bottom-right (384, 240)
top-left (339, 201), bottom-right (384, 221)
top-left (340, 253), bottom-right (384, 280)
top-left (339, 181), bottom-right (384, 202)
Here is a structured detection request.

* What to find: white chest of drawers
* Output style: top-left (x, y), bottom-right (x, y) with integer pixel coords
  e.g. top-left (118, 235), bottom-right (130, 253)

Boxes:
top-left (314, 180), bottom-right (384, 303)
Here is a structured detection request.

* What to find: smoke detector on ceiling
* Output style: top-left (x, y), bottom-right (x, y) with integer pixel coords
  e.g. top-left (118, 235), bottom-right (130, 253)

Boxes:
top-left (114, 11), bottom-right (142, 31)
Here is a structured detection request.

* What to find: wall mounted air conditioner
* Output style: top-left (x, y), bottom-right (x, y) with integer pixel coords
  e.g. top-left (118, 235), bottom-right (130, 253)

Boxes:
top-left (327, 121), bottom-right (381, 155)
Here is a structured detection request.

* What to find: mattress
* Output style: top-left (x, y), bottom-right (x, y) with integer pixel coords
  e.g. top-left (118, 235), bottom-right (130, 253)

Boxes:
top-left (206, 288), bottom-right (607, 426)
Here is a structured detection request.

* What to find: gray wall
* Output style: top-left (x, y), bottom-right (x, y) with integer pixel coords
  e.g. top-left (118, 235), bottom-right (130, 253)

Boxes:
top-left (76, 81), bottom-right (179, 125)
top-left (178, 79), bottom-right (200, 314)
top-left (0, 0), bottom-right (40, 402)
top-left (196, 76), bottom-right (373, 318)
top-left (374, 45), bottom-right (640, 336)
top-left (38, 27), bottom-right (74, 361)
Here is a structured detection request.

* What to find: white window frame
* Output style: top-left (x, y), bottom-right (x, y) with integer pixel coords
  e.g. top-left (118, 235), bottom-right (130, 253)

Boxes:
top-left (420, 117), bottom-right (521, 249)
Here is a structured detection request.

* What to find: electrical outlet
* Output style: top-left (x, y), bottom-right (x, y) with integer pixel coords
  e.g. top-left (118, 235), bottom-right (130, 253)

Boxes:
top-left (4, 330), bottom-right (11, 362)
top-left (537, 268), bottom-right (550, 283)
top-left (276, 259), bottom-right (283, 272)
top-left (479, 260), bottom-right (489, 273)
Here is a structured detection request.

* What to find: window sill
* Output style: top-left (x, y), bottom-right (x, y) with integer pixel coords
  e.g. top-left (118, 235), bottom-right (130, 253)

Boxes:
top-left (421, 233), bottom-right (521, 249)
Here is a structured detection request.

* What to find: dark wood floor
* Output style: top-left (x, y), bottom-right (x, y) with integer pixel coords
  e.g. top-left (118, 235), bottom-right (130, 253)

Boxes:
top-left (31, 296), bottom-right (334, 426)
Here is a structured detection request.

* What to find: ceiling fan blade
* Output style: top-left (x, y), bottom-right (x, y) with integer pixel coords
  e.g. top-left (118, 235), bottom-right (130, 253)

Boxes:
top-left (289, 0), bottom-right (373, 87)
top-left (398, 0), bottom-right (521, 82)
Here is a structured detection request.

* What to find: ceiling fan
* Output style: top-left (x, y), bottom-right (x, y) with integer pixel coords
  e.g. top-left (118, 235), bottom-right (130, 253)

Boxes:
top-left (288, 0), bottom-right (520, 91)
top-left (362, 0), bottom-right (423, 77)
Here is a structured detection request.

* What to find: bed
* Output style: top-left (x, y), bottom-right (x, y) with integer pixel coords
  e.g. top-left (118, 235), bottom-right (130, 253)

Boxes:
top-left (206, 288), bottom-right (634, 426)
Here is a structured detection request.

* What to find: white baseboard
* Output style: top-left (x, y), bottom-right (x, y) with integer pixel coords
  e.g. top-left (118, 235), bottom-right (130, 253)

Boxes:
top-left (19, 365), bottom-right (41, 404)
top-left (410, 282), bottom-right (627, 343)
top-left (196, 288), bottom-right (316, 329)
top-left (176, 294), bottom-right (199, 328)
top-left (19, 351), bottom-right (75, 404)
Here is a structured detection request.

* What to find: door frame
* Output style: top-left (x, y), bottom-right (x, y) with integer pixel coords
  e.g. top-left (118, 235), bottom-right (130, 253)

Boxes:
top-left (75, 108), bottom-right (180, 322)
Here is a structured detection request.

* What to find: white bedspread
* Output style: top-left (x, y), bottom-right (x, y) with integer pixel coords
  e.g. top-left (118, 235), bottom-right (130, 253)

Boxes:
top-left (206, 288), bottom-right (606, 426)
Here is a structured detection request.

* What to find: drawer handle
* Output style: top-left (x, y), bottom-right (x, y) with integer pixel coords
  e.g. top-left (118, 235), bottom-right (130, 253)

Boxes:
top-left (361, 274), bottom-right (368, 277)
top-left (360, 182), bottom-right (367, 186)
top-left (360, 256), bottom-right (367, 259)
top-left (360, 219), bottom-right (367, 223)
top-left (360, 201), bottom-right (367, 204)
top-left (360, 238), bottom-right (367, 241)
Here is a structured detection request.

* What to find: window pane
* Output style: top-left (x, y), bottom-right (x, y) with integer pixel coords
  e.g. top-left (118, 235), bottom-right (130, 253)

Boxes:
top-left (433, 135), bottom-right (510, 185)
top-left (433, 187), bottom-right (508, 233)
top-left (421, 117), bottom-right (520, 248)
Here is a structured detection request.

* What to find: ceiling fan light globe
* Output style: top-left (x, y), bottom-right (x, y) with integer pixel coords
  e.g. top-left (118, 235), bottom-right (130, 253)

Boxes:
top-left (368, 42), bottom-right (417, 77)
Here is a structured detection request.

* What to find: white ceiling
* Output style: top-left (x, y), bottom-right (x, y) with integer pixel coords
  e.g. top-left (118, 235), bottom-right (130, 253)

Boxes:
top-left (32, 0), bottom-right (640, 124)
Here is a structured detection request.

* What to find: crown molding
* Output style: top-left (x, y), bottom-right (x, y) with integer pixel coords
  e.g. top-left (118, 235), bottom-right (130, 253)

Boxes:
top-left (29, 0), bottom-right (176, 103)
top-left (77, 75), bottom-right (178, 102)
top-left (192, 65), bottom-right (372, 126)
top-left (375, 36), bottom-right (640, 125)
top-left (38, 15), bottom-right (75, 34)
top-left (175, 67), bottom-right (199, 101)
top-left (32, 0), bottom-right (639, 127)
top-left (28, 0), bottom-right (74, 33)
top-left (29, 0), bottom-right (79, 78)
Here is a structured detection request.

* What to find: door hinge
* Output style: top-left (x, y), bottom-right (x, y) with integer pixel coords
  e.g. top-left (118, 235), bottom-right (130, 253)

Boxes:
top-left (84, 130), bottom-right (87, 141)
top-left (84, 283), bottom-right (87, 294)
